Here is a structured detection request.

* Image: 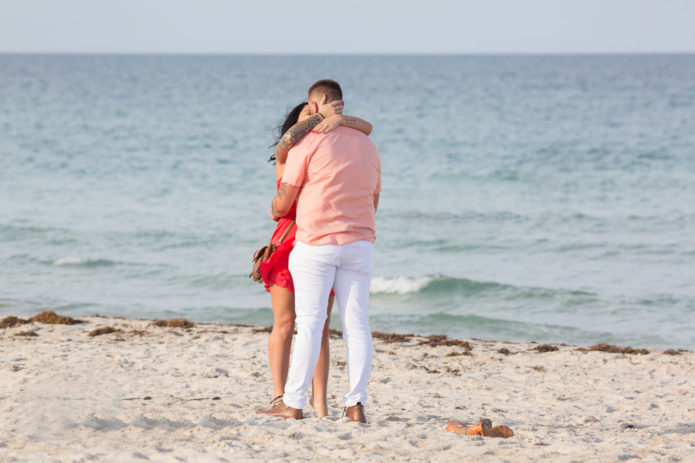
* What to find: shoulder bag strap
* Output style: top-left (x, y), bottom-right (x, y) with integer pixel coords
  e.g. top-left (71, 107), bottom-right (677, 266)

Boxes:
top-left (274, 219), bottom-right (296, 246)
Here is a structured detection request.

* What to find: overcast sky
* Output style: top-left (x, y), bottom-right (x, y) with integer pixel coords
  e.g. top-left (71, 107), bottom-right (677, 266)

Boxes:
top-left (1, 0), bottom-right (694, 54)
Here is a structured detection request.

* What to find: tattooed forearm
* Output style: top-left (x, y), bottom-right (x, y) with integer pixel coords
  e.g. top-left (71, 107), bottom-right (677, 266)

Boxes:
top-left (274, 114), bottom-right (323, 164)
top-left (340, 115), bottom-right (373, 136)
top-left (271, 183), bottom-right (289, 217)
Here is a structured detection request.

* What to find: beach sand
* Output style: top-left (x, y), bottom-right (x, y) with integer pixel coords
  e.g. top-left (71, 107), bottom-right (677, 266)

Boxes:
top-left (1, 313), bottom-right (693, 462)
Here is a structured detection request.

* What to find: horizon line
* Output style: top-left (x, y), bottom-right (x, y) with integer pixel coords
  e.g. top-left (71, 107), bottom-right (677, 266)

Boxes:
top-left (1, 50), bottom-right (695, 57)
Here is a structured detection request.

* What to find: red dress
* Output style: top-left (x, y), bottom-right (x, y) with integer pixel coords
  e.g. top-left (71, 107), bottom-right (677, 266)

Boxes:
top-left (259, 179), bottom-right (298, 293)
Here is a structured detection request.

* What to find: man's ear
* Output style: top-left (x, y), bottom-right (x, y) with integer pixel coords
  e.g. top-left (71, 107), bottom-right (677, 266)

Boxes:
top-left (310, 101), bottom-right (319, 113)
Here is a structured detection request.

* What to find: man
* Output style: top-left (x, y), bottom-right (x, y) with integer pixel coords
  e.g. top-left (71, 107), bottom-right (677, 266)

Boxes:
top-left (257, 79), bottom-right (381, 422)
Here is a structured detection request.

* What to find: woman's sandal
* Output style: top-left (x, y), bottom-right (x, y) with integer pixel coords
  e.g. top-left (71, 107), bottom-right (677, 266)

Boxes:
top-left (446, 421), bottom-right (467, 433)
top-left (466, 418), bottom-right (492, 436)
top-left (446, 418), bottom-right (513, 438)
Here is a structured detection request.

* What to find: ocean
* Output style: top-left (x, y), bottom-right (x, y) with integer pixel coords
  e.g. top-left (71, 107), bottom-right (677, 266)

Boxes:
top-left (1, 54), bottom-right (694, 349)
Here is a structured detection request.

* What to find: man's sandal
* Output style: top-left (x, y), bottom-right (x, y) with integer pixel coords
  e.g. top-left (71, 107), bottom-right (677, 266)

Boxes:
top-left (446, 418), bottom-right (513, 438)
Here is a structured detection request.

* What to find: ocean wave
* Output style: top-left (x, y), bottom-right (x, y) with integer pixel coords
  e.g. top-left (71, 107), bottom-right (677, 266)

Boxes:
top-left (369, 276), bottom-right (434, 294)
top-left (46, 257), bottom-right (118, 267)
top-left (370, 275), bottom-right (504, 295)
top-left (370, 274), bottom-right (595, 300)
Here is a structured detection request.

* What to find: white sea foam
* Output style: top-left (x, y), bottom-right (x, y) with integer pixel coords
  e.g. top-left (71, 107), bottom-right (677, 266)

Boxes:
top-left (50, 257), bottom-right (116, 267)
top-left (370, 276), bottom-right (433, 295)
top-left (53, 257), bottom-right (88, 266)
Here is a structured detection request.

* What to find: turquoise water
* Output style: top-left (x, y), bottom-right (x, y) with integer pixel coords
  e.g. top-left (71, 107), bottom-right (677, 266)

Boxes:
top-left (1, 54), bottom-right (694, 349)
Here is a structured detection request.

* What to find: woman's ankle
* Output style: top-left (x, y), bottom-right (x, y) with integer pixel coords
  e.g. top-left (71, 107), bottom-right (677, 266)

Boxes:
top-left (310, 396), bottom-right (328, 416)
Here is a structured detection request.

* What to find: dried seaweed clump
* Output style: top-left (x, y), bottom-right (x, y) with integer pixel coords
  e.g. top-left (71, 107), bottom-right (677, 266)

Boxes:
top-left (128, 330), bottom-right (149, 336)
top-left (252, 326), bottom-right (273, 334)
top-left (29, 311), bottom-right (83, 325)
top-left (152, 318), bottom-right (195, 328)
top-left (88, 326), bottom-right (122, 337)
top-left (446, 350), bottom-right (472, 357)
top-left (0, 316), bottom-right (29, 328)
top-left (15, 331), bottom-right (38, 337)
top-left (662, 349), bottom-right (687, 356)
top-left (418, 335), bottom-right (472, 350)
top-left (581, 344), bottom-right (650, 355)
top-left (372, 331), bottom-right (413, 343)
top-left (533, 344), bottom-right (559, 353)
top-left (592, 344), bottom-right (650, 355)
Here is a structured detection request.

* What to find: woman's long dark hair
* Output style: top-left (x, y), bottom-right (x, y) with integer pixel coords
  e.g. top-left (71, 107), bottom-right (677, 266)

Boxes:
top-left (268, 101), bottom-right (308, 163)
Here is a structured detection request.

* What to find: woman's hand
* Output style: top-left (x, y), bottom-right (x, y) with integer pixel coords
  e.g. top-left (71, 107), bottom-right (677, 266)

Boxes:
top-left (317, 94), bottom-right (344, 119)
top-left (312, 114), bottom-right (373, 136)
top-left (313, 115), bottom-right (343, 134)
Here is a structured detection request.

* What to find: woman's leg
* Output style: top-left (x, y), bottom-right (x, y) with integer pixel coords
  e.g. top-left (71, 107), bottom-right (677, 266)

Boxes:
top-left (311, 294), bottom-right (334, 417)
top-left (268, 284), bottom-right (296, 399)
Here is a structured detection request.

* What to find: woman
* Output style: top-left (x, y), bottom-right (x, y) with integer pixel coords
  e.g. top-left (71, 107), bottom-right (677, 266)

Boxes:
top-left (257, 97), bottom-right (373, 417)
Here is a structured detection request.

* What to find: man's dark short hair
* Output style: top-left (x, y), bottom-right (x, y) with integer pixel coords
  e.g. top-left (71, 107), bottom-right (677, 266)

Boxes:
top-left (308, 79), bottom-right (343, 102)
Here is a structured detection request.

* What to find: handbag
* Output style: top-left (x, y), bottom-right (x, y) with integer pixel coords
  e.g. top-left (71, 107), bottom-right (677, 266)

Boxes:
top-left (249, 219), bottom-right (296, 283)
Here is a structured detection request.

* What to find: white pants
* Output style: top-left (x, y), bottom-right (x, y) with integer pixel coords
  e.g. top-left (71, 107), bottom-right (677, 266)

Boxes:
top-left (283, 240), bottom-right (374, 409)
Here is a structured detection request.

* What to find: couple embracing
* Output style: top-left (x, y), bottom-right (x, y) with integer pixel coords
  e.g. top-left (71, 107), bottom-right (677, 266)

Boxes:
top-left (254, 79), bottom-right (381, 422)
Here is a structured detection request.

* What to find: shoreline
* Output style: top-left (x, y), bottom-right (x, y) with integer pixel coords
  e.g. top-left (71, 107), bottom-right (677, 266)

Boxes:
top-left (2, 311), bottom-right (694, 462)
top-left (2, 310), bottom-right (691, 354)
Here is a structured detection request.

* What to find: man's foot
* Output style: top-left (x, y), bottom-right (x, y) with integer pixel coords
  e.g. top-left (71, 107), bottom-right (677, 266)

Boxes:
top-left (255, 401), bottom-right (302, 420)
top-left (345, 403), bottom-right (366, 423)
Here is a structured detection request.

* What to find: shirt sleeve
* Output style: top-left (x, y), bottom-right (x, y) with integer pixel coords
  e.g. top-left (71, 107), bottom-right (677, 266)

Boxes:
top-left (282, 145), bottom-right (308, 187)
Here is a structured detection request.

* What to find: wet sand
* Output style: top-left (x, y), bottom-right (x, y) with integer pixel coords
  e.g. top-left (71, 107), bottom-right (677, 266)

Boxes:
top-left (1, 312), bottom-right (693, 462)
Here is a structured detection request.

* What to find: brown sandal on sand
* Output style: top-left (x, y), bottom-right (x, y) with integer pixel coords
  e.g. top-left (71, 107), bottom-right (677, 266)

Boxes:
top-left (485, 424), bottom-right (514, 438)
top-left (467, 418), bottom-right (492, 436)
top-left (446, 418), bottom-right (514, 438)
top-left (446, 421), bottom-right (467, 433)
